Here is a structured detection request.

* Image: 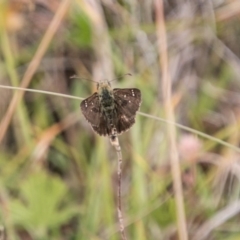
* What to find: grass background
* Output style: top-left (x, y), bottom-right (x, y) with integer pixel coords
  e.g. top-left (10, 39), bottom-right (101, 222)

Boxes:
top-left (1, 0), bottom-right (240, 239)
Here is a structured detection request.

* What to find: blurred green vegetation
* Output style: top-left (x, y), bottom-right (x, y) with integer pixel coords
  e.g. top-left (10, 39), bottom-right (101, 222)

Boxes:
top-left (1, 0), bottom-right (240, 240)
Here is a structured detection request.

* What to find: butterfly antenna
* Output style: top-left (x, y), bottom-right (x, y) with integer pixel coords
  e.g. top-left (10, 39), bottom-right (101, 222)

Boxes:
top-left (70, 73), bottom-right (132, 83)
top-left (108, 73), bottom-right (132, 83)
top-left (70, 75), bottom-right (98, 83)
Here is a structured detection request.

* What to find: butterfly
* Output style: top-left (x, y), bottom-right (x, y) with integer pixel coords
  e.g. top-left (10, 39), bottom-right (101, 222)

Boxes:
top-left (80, 81), bottom-right (141, 137)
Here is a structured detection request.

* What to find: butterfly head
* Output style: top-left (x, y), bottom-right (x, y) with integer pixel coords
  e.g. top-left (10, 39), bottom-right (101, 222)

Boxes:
top-left (97, 81), bottom-right (113, 96)
top-left (97, 80), bottom-right (111, 90)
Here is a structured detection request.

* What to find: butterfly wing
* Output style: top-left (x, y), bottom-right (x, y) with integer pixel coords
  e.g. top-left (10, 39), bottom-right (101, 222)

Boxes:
top-left (91, 115), bottom-right (109, 136)
top-left (113, 88), bottom-right (141, 116)
top-left (80, 93), bottom-right (100, 126)
top-left (114, 110), bottom-right (136, 134)
top-left (80, 93), bottom-right (109, 136)
top-left (113, 88), bottom-right (141, 134)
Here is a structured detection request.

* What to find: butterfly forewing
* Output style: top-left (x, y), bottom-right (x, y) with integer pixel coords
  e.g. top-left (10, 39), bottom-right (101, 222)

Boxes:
top-left (80, 92), bottom-right (110, 136)
top-left (80, 93), bottom-right (102, 126)
top-left (113, 88), bottom-right (141, 133)
top-left (113, 88), bottom-right (141, 116)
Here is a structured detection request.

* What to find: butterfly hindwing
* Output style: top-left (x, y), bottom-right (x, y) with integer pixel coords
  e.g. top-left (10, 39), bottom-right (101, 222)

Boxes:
top-left (114, 108), bottom-right (135, 134)
top-left (92, 114), bottom-right (110, 136)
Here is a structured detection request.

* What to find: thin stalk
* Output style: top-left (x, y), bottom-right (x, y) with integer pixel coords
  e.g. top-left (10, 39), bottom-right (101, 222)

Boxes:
top-left (155, 1), bottom-right (188, 240)
top-left (110, 134), bottom-right (127, 240)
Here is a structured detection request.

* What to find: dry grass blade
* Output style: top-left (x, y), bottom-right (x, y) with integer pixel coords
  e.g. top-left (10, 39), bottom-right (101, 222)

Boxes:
top-left (0, 0), bottom-right (71, 144)
top-left (2, 85), bottom-right (240, 156)
top-left (192, 200), bottom-right (240, 240)
top-left (77, 0), bottom-right (113, 80)
top-left (155, 0), bottom-right (188, 239)
top-left (2, 85), bottom-right (240, 155)
top-left (0, 85), bottom-right (83, 101)
top-left (216, 1), bottom-right (240, 22)
top-left (31, 112), bottom-right (80, 164)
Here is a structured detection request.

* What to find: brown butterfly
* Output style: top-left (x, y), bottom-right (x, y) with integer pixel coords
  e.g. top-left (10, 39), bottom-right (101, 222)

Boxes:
top-left (80, 81), bottom-right (141, 136)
